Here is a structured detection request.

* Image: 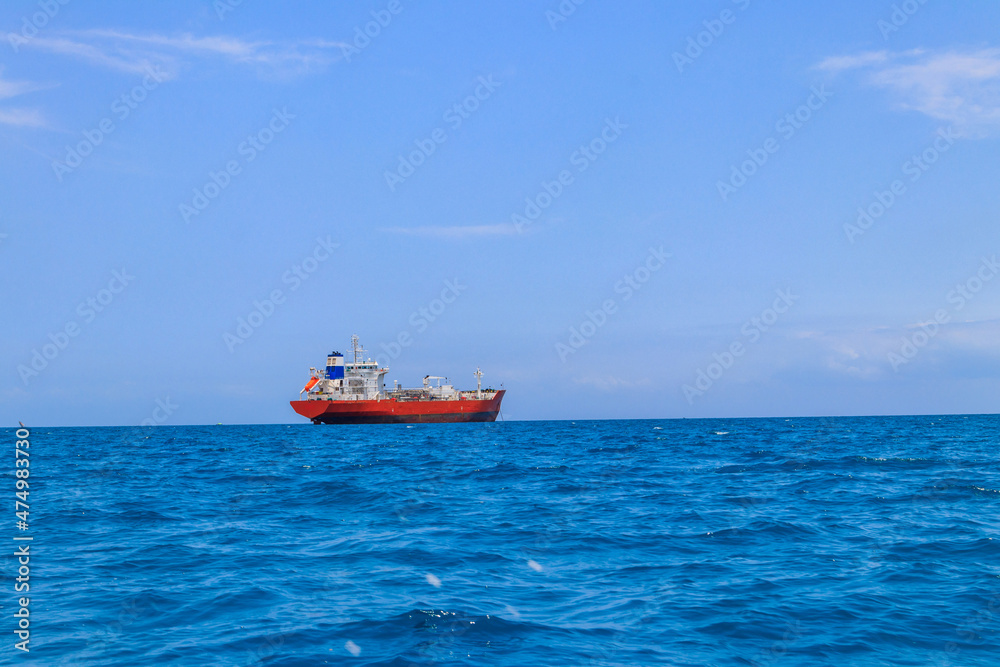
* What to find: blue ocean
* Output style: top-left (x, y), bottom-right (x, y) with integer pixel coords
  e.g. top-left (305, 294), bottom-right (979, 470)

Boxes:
top-left (8, 416), bottom-right (1000, 665)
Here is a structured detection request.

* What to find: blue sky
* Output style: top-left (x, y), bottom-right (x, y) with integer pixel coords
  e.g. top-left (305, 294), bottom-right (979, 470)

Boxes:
top-left (3, 0), bottom-right (1000, 425)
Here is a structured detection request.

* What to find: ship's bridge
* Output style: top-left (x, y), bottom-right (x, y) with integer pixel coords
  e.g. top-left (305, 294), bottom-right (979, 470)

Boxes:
top-left (301, 335), bottom-right (389, 401)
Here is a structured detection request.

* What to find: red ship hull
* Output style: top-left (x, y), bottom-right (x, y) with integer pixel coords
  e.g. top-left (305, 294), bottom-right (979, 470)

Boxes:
top-left (290, 390), bottom-right (505, 424)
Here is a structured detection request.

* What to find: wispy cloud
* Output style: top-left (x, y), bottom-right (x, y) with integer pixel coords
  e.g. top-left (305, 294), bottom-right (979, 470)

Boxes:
top-left (380, 224), bottom-right (520, 239)
top-left (573, 375), bottom-right (651, 391)
top-left (0, 77), bottom-right (48, 101)
top-left (0, 68), bottom-right (50, 128)
top-left (21, 29), bottom-right (348, 79)
top-left (0, 108), bottom-right (46, 128)
top-left (21, 35), bottom-right (164, 76)
top-left (787, 318), bottom-right (1000, 380)
top-left (816, 51), bottom-right (890, 73)
top-left (817, 48), bottom-right (1000, 136)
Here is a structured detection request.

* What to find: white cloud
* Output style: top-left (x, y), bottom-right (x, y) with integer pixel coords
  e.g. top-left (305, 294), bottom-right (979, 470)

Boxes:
top-left (818, 48), bottom-right (1000, 136)
top-left (0, 77), bottom-right (47, 101)
top-left (22, 36), bottom-right (164, 76)
top-left (0, 108), bottom-right (46, 128)
top-left (21, 29), bottom-right (348, 79)
top-left (815, 51), bottom-right (889, 72)
top-left (572, 376), bottom-right (651, 391)
top-left (789, 318), bottom-right (1000, 380)
top-left (0, 68), bottom-right (50, 128)
top-left (85, 29), bottom-right (265, 58)
top-left (379, 224), bottom-right (519, 239)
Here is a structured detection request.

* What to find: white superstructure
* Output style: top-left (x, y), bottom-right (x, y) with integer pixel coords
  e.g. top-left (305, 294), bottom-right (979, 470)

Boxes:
top-left (302, 335), bottom-right (388, 401)
top-left (298, 335), bottom-right (498, 403)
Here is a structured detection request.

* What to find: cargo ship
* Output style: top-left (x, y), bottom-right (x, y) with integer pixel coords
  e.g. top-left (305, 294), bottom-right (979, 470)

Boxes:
top-left (290, 335), bottom-right (505, 424)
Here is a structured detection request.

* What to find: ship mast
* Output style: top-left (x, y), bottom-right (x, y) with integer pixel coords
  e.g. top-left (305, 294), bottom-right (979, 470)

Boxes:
top-left (474, 367), bottom-right (483, 399)
top-left (351, 334), bottom-right (361, 364)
